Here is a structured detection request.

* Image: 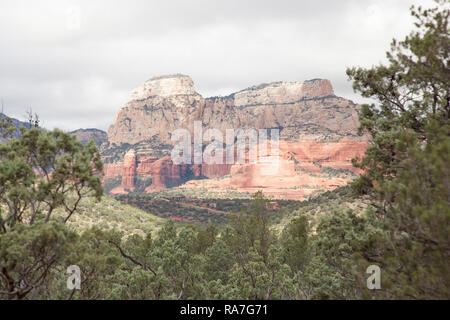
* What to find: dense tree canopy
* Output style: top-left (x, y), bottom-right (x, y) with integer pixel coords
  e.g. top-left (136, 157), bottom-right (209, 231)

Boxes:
top-left (0, 118), bottom-right (103, 299)
top-left (347, 1), bottom-right (449, 195)
top-left (347, 0), bottom-right (449, 299)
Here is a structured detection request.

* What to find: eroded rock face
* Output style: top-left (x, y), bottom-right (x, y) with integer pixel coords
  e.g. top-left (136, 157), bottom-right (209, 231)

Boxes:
top-left (182, 138), bottom-right (368, 200)
top-left (106, 153), bottom-right (197, 195)
top-left (233, 79), bottom-right (334, 106)
top-left (108, 149), bottom-right (137, 194)
top-left (103, 74), bottom-right (368, 198)
top-left (121, 149), bottom-right (137, 189)
top-left (130, 74), bottom-right (196, 100)
top-left (108, 75), bottom-right (203, 146)
top-left (107, 75), bottom-right (361, 146)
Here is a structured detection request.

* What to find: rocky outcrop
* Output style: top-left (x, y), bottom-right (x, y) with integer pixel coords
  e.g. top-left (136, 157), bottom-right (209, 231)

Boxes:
top-left (143, 156), bottom-right (192, 191)
top-left (107, 75), bottom-right (362, 146)
top-left (182, 139), bottom-right (368, 200)
top-left (108, 74), bottom-right (203, 146)
top-left (121, 149), bottom-right (137, 189)
top-left (70, 128), bottom-right (107, 147)
top-left (233, 79), bottom-right (334, 106)
top-left (130, 74), bottom-right (195, 100)
top-left (103, 74), bottom-right (368, 199)
top-left (108, 149), bottom-right (137, 194)
top-left (106, 152), bottom-right (196, 195)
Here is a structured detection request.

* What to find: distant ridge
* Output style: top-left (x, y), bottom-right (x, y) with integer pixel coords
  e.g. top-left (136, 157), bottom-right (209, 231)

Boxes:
top-left (70, 128), bottom-right (108, 147)
top-left (0, 112), bottom-right (31, 141)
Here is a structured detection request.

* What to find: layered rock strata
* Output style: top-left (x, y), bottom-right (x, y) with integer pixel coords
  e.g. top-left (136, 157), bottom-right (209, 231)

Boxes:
top-left (103, 74), bottom-right (368, 199)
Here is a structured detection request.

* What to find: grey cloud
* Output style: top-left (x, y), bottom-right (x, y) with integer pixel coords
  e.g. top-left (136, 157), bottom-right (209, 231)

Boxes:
top-left (0, 0), bottom-right (436, 130)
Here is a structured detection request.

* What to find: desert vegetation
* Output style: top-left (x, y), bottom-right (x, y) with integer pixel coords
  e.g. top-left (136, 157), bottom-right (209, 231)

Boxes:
top-left (0, 2), bottom-right (448, 300)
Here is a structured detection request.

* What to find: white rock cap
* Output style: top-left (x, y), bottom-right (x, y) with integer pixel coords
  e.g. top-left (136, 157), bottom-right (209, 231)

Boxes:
top-left (130, 74), bottom-right (195, 100)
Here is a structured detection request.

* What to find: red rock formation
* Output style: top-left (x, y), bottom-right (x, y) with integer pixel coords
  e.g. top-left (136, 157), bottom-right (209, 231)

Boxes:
top-left (122, 149), bottom-right (137, 189)
top-left (107, 153), bottom-right (197, 195)
top-left (144, 156), bottom-right (189, 191)
top-left (103, 163), bottom-right (123, 180)
top-left (103, 74), bottom-right (369, 198)
top-left (109, 149), bottom-right (137, 194)
top-left (104, 137), bottom-right (368, 199)
top-left (107, 75), bottom-right (362, 146)
top-left (180, 139), bottom-right (368, 200)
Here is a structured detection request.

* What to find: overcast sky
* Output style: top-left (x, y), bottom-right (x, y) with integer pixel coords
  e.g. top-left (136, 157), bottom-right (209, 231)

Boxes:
top-left (0, 0), bottom-right (436, 131)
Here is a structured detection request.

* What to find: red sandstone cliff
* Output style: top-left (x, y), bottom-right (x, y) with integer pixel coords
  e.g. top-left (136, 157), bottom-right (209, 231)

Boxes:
top-left (181, 139), bottom-right (367, 200)
top-left (103, 74), bottom-right (368, 199)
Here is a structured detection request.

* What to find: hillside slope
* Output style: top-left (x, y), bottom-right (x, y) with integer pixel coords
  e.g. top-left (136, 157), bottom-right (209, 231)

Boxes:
top-left (272, 186), bottom-right (370, 233)
top-left (53, 194), bottom-right (166, 237)
top-left (0, 113), bottom-right (30, 141)
top-left (70, 128), bottom-right (108, 147)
